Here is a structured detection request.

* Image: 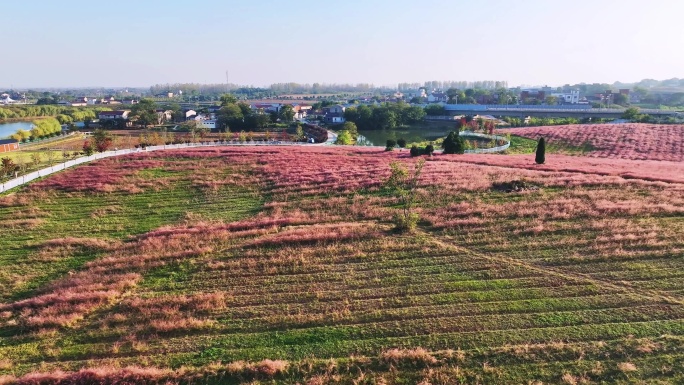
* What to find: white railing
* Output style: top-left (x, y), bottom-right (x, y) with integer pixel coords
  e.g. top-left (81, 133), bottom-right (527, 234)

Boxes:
top-left (460, 131), bottom-right (511, 154)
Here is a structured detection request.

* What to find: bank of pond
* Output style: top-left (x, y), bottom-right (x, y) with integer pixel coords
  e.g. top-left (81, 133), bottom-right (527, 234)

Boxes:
top-left (0, 121), bottom-right (35, 139)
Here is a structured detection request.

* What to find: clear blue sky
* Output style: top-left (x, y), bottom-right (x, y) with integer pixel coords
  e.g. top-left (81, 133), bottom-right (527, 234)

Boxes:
top-left (2, 0), bottom-right (682, 88)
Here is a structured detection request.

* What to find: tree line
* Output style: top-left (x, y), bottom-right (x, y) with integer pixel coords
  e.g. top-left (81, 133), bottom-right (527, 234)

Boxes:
top-left (343, 103), bottom-right (426, 131)
top-left (216, 94), bottom-right (291, 131)
top-left (9, 117), bottom-right (63, 142)
top-left (398, 80), bottom-right (508, 91)
top-left (0, 105), bottom-right (112, 121)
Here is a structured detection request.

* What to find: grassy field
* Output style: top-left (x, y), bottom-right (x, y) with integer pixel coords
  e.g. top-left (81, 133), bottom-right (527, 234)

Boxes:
top-left (0, 146), bottom-right (683, 384)
top-left (1, 134), bottom-right (88, 176)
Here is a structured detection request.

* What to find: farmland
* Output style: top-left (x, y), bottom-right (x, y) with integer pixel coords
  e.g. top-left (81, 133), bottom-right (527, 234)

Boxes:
top-left (0, 145), bottom-right (683, 384)
top-left (499, 123), bottom-right (684, 161)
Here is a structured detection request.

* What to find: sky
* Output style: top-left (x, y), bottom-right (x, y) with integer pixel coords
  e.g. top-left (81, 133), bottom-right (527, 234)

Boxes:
top-left (1, 0), bottom-right (682, 88)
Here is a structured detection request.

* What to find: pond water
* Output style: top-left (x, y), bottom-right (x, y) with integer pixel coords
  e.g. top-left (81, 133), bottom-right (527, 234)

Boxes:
top-left (0, 121), bottom-right (34, 139)
top-left (357, 127), bottom-right (452, 146)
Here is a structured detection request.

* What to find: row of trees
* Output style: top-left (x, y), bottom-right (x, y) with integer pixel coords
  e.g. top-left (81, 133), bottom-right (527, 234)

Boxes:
top-left (217, 94), bottom-right (290, 131)
top-left (343, 103), bottom-right (426, 130)
top-left (9, 118), bottom-right (63, 142)
top-left (0, 105), bottom-right (110, 121)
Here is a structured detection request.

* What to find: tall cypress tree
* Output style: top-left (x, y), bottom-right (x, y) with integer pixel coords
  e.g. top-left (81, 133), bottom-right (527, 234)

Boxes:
top-left (535, 137), bottom-right (546, 164)
top-left (442, 132), bottom-right (457, 154)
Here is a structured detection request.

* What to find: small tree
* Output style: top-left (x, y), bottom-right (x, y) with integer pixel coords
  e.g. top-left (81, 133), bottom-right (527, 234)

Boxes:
top-left (83, 140), bottom-right (95, 156)
top-left (535, 137), bottom-right (546, 164)
top-left (622, 107), bottom-right (640, 121)
top-left (341, 122), bottom-right (358, 139)
top-left (295, 124), bottom-right (305, 142)
top-left (386, 139), bottom-right (397, 151)
top-left (46, 150), bottom-right (57, 166)
top-left (397, 138), bottom-right (407, 148)
top-left (336, 130), bottom-right (353, 145)
top-left (93, 129), bottom-right (114, 152)
top-left (30, 153), bottom-right (42, 168)
top-left (1, 157), bottom-right (18, 178)
top-left (385, 159), bottom-right (425, 232)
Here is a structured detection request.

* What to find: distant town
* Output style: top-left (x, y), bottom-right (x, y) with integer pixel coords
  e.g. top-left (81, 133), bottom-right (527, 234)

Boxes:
top-left (0, 78), bottom-right (682, 156)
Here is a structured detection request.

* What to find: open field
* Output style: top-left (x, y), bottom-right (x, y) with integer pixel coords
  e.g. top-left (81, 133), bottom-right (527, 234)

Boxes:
top-left (498, 123), bottom-right (684, 161)
top-left (0, 146), bottom-right (683, 384)
top-left (1, 135), bottom-right (89, 176)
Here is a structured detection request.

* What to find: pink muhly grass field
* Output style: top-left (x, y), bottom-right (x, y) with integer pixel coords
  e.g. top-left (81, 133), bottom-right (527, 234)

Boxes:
top-left (446, 153), bottom-right (684, 184)
top-left (499, 123), bottom-right (684, 161)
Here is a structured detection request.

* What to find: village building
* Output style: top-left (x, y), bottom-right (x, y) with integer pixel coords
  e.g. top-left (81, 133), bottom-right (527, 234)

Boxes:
top-left (0, 139), bottom-right (19, 153)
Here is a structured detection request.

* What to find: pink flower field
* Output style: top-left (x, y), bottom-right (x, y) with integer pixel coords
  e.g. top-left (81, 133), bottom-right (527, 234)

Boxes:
top-left (2, 145), bottom-right (684, 384)
top-left (499, 123), bottom-right (684, 162)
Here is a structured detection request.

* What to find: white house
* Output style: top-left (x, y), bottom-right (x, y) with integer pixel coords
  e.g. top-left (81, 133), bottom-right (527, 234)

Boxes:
top-left (328, 104), bottom-right (346, 114)
top-left (98, 110), bottom-right (130, 120)
top-left (427, 92), bottom-right (448, 103)
top-left (551, 90), bottom-right (580, 104)
top-left (321, 104), bottom-right (346, 124)
top-left (196, 120), bottom-right (216, 130)
top-left (185, 110), bottom-right (197, 120)
top-left (155, 109), bottom-right (173, 124)
top-left (251, 103), bottom-right (281, 113)
top-left (291, 104), bottom-right (313, 120)
top-left (0, 94), bottom-right (15, 105)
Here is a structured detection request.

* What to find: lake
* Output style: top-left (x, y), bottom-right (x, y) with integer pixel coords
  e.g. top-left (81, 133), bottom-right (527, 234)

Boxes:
top-left (357, 127), bottom-right (453, 146)
top-left (0, 121), bottom-right (34, 139)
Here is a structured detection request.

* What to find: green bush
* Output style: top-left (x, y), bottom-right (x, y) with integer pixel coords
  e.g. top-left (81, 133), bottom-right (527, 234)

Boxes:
top-left (410, 144), bottom-right (435, 157)
top-left (385, 139), bottom-right (397, 151)
top-left (442, 132), bottom-right (464, 154)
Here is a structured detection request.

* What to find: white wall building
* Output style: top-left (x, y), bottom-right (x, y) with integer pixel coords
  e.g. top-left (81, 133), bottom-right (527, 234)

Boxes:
top-left (197, 120), bottom-right (216, 130)
top-left (427, 92), bottom-right (448, 103)
top-left (0, 94), bottom-right (15, 105)
top-left (551, 90), bottom-right (580, 104)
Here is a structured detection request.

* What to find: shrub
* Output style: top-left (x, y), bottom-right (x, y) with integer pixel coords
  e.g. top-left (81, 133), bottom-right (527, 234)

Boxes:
top-left (425, 144), bottom-right (434, 155)
top-left (410, 145), bottom-right (421, 157)
top-left (82, 140), bottom-right (95, 156)
top-left (410, 145), bottom-right (435, 157)
top-left (397, 138), bottom-right (407, 148)
top-left (442, 132), bottom-right (464, 154)
top-left (535, 137), bottom-right (546, 164)
top-left (385, 139), bottom-right (396, 151)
